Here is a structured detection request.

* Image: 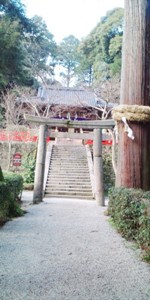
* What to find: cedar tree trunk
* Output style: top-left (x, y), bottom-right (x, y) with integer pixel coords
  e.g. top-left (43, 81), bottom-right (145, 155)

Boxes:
top-left (116, 0), bottom-right (150, 190)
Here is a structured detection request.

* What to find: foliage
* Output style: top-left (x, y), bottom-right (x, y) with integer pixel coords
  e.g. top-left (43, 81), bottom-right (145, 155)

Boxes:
top-left (23, 152), bottom-right (36, 183)
top-left (90, 145), bottom-right (115, 193)
top-left (103, 146), bottom-right (115, 192)
top-left (75, 54), bottom-right (93, 86)
top-left (0, 166), bottom-right (4, 181)
top-left (4, 172), bottom-right (23, 200)
top-left (0, 172), bottom-right (24, 225)
top-left (0, 3), bottom-right (124, 89)
top-left (79, 8), bottom-right (124, 82)
top-left (0, 182), bottom-right (11, 224)
top-left (0, 1), bottom-right (57, 89)
top-left (57, 35), bottom-right (81, 87)
top-left (0, 0), bottom-right (30, 31)
top-left (0, 104), bottom-right (4, 126)
top-left (108, 187), bottom-right (150, 260)
top-left (0, 16), bottom-right (26, 88)
top-left (25, 15), bottom-right (57, 81)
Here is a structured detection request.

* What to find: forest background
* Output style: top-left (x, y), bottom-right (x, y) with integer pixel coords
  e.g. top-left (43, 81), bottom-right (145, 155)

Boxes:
top-left (0, 0), bottom-right (123, 101)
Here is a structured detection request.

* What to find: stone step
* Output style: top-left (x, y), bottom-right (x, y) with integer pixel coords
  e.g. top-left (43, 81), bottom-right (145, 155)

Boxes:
top-left (47, 173), bottom-right (90, 177)
top-left (47, 171), bottom-right (90, 177)
top-left (52, 153), bottom-right (85, 155)
top-left (45, 194), bottom-right (94, 200)
top-left (45, 186), bottom-right (92, 192)
top-left (49, 162), bottom-right (88, 166)
top-left (54, 146), bottom-right (85, 148)
top-left (46, 182), bottom-right (92, 188)
top-left (45, 191), bottom-right (93, 198)
top-left (49, 168), bottom-right (88, 171)
top-left (45, 144), bottom-right (93, 199)
top-left (50, 168), bottom-right (87, 171)
top-left (47, 177), bottom-right (91, 182)
top-left (53, 146), bottom-right (85, 152)
top-left (52, 154), bottom-right (86, 161)
top-left (47, 179), bottom-right (91, 184)
top-left (49, 165), bottom-right (88, 173)
top-left (46, 183), bottom-right (91, 191)
top-left (47, 180), bottom-right (91, 184)
top-left (51, 151), bottom-right (85, 154)
top-left (47, 171), bottom-right (90, 174)
top-left (48, 172), bottom-right (90, 176)
top-left (50, 162), bottom-right (87, 164)
top-left (51, 157), bottom-right (87, 163)
top-left (46, 180), bottom-right (91, 184)
top-left (52, 149), bottom-right (85, 151)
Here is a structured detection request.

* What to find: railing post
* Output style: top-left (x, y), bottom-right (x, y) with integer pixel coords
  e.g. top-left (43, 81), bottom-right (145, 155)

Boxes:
top-left (93, 128), bottom-right (105, 206)
top-left (33, 124), bottom-right (47, 203)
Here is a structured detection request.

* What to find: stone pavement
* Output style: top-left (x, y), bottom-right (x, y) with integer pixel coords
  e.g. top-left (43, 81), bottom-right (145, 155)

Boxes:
top-left (0, 192), bottom-right (150, 300)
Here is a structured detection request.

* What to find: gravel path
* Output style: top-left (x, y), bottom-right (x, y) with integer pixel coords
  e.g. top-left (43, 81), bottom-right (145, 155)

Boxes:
top-left (0, 192), bottom-right (150, 300)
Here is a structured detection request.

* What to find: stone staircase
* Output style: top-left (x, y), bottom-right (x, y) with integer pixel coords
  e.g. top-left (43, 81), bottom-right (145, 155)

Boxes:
top-left (44, 145), bottom-right (94, 199)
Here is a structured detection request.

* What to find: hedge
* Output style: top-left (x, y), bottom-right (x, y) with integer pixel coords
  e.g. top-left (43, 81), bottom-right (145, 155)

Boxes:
top-left (102, 147), bottom-right (115, 192)
top-left (0, 166), bottom-right (4, 181)
top-left (108, 187), bottom-right (150, 261)
top-left (4, 173), bottom-right (23, 201)
top-left (0, 172), bottom-right (24, 225)
top-left (0, 182), bottom-right (11, 224)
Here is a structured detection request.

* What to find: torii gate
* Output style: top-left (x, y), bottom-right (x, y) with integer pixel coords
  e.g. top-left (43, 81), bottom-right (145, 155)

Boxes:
top-left (25, 115), bottom-right (115, 206)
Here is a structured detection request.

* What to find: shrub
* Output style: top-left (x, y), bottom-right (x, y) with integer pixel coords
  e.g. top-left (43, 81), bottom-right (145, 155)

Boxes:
top-left (0, 166), bottom-right (4, 181)
top-left (4, 173), bottom-right (23, 201)
top-left (0, 182), bottom-right (11, 224)
top-left (23, 155), bottom-right (36, 184)
top-left (108, 187), bottom-right (150, 260)
top-left (102, 147), bottom-right (115, 192)
top-left (0, 172), bottom-right (24, 225)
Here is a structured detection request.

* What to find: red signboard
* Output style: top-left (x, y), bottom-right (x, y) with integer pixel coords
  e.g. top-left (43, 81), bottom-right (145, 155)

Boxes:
top-left (13, 153), bottom-right (22, 166)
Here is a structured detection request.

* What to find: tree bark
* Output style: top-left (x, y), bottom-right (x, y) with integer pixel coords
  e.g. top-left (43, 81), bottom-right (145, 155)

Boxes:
top-left (116, 0), bottom-right (150, 190)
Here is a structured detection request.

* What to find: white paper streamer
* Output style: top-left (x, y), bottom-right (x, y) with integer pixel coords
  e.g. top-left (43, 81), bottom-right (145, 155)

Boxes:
top-left (122, 116), bottom-right (135, 140)
top-left (114, 122), bottom-right (119, 143)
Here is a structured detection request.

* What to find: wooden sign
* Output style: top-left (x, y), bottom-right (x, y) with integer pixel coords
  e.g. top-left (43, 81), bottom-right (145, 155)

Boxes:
top-left (13, 153), bottom-right (22, 167)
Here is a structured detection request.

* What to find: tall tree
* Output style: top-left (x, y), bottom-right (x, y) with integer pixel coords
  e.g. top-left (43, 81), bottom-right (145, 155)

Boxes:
top-left (0, 0), bottom-right (31, 31)
top-left (0, 0), bottom-right (32, 88)
top-left (80, 8), bottom-right (124, 82)
top-left (57, 35), bottom-right (80, 87)
top-left (0, 1), bottom-right (57, 89)
top-left (0, 16), bottom-right (27, 88)
top-left (25, 15), bottom-right (57, 81)
top-left (115, 0), bottom-right (150, 190)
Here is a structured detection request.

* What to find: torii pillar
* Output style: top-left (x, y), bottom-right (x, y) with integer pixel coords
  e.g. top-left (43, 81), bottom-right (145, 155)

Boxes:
top-left (33, 124), bottom-right (47, 203)
top-left (93, 128), bottom-right (105, 206)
